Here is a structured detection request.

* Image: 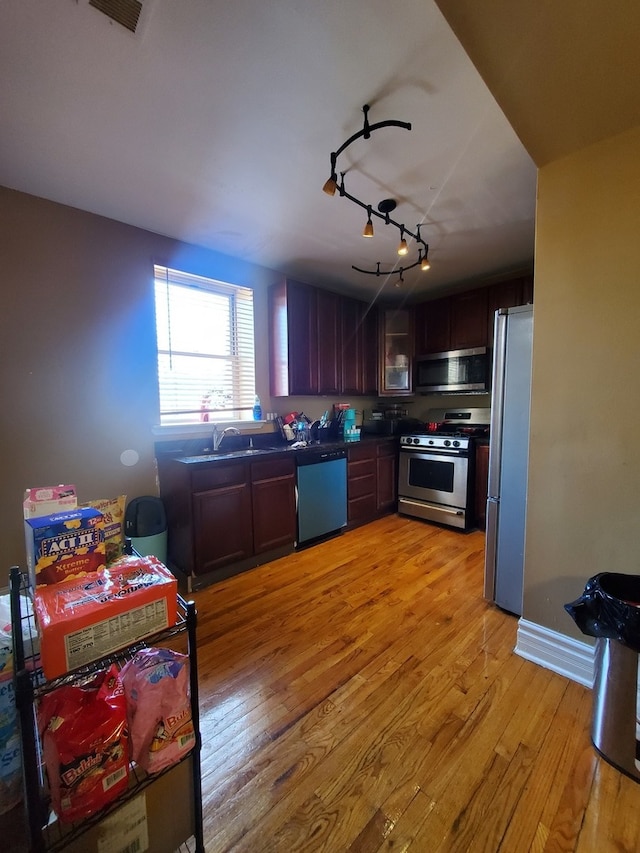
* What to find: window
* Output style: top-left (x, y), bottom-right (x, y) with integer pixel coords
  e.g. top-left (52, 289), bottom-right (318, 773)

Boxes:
top-left (154, 265), bottom-right (255, 426)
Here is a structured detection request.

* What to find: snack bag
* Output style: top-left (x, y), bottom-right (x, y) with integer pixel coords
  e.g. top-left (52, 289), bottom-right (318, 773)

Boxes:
top-left (85, 496), bottom-right (126, 564)
top-left (38, 665), bottom-right (129, 822)
top-left (120, 648), bottom-right (194, 774)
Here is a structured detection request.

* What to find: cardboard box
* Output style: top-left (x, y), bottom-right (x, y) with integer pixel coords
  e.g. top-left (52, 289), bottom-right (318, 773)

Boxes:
top-left (34, 556), bottom-right (178, 680)
top-left (25, 507), bottom-right (105, 589)
top-left (23, 485), bottom-right (77, 519)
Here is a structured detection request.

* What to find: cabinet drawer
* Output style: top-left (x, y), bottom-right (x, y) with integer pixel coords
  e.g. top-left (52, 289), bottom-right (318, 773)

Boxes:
top-left (251, 456), bottom-right (295, 481)
top-left (191, 462), bottom-right (247, 492)
top-left (376, 441), bottom-right (396, 458)
top-left (349, 472), bottom-right (376, 500)
top-left (348, 458), bottom-right (376, 479)
top-left (347, 443), bottom-right (376, 463)
top-left (348, 494), bottom-right (377, 524)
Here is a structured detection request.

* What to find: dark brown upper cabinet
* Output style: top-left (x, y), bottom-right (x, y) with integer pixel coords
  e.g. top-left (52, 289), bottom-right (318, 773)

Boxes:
top-left (416, 273), bottom-right (533, 356)
top-left (450, 288), bottom-right (488, 350)
top-left (486, 274), bottom-right (534, 346)
top-left (415, 297), bottom-right (451, 355)
top-left (270, 279), bottom-right (380, 398)
top-left (317, 288), bottom-right (341, 395)
top-left (269, 279), bottom-right (319, 397)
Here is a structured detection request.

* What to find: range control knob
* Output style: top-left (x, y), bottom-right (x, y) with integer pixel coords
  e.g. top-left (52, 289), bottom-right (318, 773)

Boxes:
top-left (444, 439), bottom-right (451, 447)
top-left (453, 440), bottom-right (460, 448)
top-left (428, 439), bottom-right (434, 445)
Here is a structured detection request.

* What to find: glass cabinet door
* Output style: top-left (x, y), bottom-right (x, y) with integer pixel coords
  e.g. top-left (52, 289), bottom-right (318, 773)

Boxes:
top-left (380, 308), bottom-right (412, 395)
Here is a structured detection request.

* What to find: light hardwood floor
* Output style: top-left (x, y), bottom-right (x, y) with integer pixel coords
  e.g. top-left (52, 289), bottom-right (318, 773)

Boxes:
top-left (193, 514), bottom-right (640, 852)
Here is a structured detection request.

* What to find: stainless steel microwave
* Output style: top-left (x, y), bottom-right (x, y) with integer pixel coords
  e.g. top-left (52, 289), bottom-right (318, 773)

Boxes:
top-left (414, 347), bottom-right (490, 394)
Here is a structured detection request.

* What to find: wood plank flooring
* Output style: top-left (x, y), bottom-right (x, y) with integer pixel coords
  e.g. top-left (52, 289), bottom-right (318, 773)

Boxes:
top-left (193, 514), bottom-right (640, 852)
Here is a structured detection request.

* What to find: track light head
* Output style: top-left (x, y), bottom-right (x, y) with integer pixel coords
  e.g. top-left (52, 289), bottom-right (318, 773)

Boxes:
top-left (363, 206), bottom-right (374, 237)
top-left (322, 175), bottom-right (338, 196)
top-left (397, 227), bottom-right (408, 256)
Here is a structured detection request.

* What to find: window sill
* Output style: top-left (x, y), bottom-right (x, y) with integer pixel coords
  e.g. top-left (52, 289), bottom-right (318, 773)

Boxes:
top-left (152, 421), bottom-right (266, 439)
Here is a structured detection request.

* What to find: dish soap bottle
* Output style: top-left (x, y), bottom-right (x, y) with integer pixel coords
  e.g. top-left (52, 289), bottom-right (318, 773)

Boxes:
top-left (252, 395), bottom-right (262, 421)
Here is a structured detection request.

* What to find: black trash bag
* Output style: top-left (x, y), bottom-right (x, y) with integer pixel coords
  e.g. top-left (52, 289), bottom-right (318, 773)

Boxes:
top-left (565, 572), bottom-right (640, 653)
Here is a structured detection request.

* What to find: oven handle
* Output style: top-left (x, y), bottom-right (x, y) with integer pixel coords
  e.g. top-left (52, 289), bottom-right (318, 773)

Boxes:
top-left (400, 446), bottom-right (469, 458)
top-left (398, 498), bottom-right (465, 517)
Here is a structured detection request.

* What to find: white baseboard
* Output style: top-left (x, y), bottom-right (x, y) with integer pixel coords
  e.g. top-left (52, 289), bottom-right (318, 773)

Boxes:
top-left (515, 618), bottom-right (594, 688)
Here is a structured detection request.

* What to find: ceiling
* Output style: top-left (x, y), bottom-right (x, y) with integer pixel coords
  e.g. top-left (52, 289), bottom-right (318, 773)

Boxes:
top-left (0, 0), bottom-right (539, 302)
top-left (437, 0), bottom-right (640, 168)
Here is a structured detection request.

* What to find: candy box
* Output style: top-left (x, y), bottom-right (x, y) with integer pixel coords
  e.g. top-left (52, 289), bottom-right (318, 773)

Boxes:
top-left (25, 507), bottom-right (105, 589)
top-left (34, 555), bottom-right (177, 680)
top-left (23, 484), bottom-right (77, 519)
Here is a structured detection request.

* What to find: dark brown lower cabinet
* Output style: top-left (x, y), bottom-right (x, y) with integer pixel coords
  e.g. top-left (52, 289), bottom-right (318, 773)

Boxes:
top-left (159, 453), bottom-right (296, 587)
top-left (347, 439), bottom-right (398, 527)
top-left (376, 441), bottom-right (398, 512)
top-left (251, 457), bottom-right (296, 553)
top-left (347, 443), bottom-right (377, 526)
top-left (193, 480), bottom-right (253, 574)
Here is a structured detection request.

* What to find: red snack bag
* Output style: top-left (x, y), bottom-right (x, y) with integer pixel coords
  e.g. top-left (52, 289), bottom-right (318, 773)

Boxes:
top-left (38, 665), bottom-right (129, 822)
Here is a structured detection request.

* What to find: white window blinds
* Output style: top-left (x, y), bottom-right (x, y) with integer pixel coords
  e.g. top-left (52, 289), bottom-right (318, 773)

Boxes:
top-left (154, 265), bottom-right (255, 425)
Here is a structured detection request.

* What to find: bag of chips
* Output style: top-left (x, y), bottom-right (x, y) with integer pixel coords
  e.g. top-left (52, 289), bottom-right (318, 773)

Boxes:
top-left (85, 496), bottom-right (126, 564)
top-left (38, 665), bottom-right (129, 822)
top-left (120, 648), bottom-right (195, 774)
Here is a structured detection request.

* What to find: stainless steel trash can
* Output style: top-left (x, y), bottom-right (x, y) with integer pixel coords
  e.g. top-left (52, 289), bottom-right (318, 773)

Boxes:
top-left (592, 637), bottom-right (640, 781)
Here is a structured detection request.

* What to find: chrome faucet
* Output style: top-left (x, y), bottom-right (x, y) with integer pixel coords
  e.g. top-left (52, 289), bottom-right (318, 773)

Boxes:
top-left (212, 425), bottom-right (240, 451)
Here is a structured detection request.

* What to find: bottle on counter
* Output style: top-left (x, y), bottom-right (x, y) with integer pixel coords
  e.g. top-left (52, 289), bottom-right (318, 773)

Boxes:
top-left (253, 395), bottom-right (263, 421)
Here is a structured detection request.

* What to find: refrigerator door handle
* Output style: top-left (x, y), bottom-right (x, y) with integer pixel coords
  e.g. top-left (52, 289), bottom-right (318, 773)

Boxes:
top-left (484, 497), bottom-right (499, 601)
top-left (487, 309), bottom-right (507, 497)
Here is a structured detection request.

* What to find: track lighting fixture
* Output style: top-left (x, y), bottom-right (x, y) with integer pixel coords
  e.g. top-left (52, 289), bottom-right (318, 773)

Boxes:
top-left (397, 227), bottom-right (408, 256)
top-left (322, 104), bottom-right (432, 283)
top-left (363, 207), bottom-right (374, 238)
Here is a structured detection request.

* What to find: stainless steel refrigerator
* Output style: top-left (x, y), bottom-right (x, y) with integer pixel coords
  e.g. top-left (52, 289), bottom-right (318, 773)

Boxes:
top-left (484, 304), bottom-right (534, 615)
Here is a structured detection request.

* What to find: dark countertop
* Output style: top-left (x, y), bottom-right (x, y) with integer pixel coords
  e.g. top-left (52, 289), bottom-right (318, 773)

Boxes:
top-left (164, 434), bottom-right (397, 466)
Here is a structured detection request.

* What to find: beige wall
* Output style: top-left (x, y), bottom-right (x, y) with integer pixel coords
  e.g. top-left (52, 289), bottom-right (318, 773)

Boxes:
top-left (0, 187), bottom-right (283, 585)
top-left (524, 125), bottom-right (640, 638)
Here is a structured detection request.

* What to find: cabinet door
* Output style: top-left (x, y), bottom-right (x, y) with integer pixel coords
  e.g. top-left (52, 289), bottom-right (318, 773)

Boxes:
top-left (474, 443), bottom-right (490, 530)
top-left (193, 483), bottom-right (252, 574)
top-left (379, 308), bottom-right (412, 395)
top-left (376, 443), bottom-right (398, 511)
top-left (251, 457), bottom-right (296, 553)
top-left (317, 288), bottom-right (341, 395)
top-left (450, 289), bottom-right (488, 350)
top-left (361, 304), bottom-right (379, 395)
top-left (487, 279), bottom-right (524, 346)
top-left (521, 273), bottom-right (534, 305)
top-left (287, 280), bottom-right (319, 395)
top-left (415, 297), bottom-right (451, 354)
top-left (341, 296), bottom-right (364, 395)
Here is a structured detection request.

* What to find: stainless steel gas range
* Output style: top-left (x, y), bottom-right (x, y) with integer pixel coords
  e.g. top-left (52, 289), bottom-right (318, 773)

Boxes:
top-left (397, 408), bottom-right (490, 531)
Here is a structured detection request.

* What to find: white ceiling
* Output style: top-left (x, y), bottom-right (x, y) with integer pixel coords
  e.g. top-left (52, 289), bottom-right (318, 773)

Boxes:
top-left (0, 0), bottom-right (537, 301)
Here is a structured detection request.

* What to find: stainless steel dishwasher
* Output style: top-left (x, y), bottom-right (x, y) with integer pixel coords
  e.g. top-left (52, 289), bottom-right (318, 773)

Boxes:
top-left (296, 447), bottom-right (347, 547)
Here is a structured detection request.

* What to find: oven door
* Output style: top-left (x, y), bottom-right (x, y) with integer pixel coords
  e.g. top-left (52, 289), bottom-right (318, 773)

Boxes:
top-left (398, 447), bottom-right (469, 509)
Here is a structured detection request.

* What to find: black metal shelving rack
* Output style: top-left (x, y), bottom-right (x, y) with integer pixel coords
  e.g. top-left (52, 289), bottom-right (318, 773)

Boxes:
top-left (9, 564), bottom-right (204, 853)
